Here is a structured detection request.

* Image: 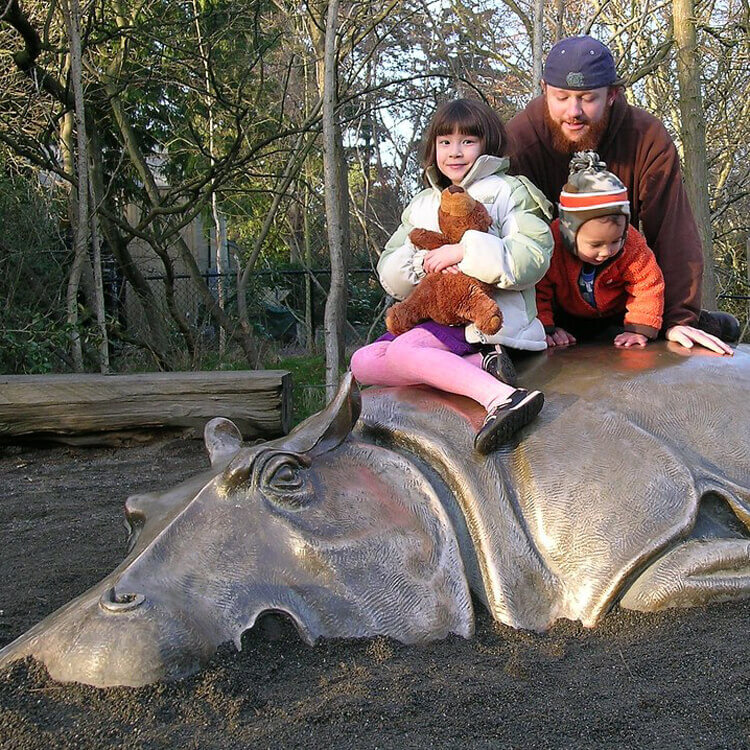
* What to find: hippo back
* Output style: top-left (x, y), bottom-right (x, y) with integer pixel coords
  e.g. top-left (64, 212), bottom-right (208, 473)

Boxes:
top-left (356, 343), bottom-right (750, 629)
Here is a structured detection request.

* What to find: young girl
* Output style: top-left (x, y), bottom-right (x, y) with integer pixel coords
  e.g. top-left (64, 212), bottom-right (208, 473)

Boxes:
top-left (351, 99), bottom-right (553, 453)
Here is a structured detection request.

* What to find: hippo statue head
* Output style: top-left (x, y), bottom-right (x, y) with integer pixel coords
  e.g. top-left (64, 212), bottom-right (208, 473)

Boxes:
top-left (0, 373), bottom-right (472, 686)
top-left (1, 343), bottom-right (749, 687)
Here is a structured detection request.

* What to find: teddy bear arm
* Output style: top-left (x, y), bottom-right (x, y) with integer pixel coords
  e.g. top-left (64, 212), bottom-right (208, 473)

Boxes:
top-left (414, 274), bottom-right (502, 334)
top-left (473, 206), bottom-right (493, 233)
top-left (409, 228), bottom-right (451, 250)
top-left (385, 276), bottom-right (443, 335)
top-left (453, 279), bottom-right (502, 334)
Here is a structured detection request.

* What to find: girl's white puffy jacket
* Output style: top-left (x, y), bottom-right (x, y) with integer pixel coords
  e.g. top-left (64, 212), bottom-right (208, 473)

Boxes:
top-left (378, 155), bottom-right (553, 350)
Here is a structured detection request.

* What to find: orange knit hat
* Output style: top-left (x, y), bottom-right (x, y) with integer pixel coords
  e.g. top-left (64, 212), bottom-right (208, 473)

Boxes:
top-left (559, 151), bottom-right (630, 252)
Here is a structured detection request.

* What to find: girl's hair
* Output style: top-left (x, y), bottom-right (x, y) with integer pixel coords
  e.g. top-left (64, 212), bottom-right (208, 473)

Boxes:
top-left (422, 99), bottom-right (508, 188)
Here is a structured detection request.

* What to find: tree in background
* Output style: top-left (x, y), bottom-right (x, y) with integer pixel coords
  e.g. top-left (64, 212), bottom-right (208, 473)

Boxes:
top-left (0, 162), bottom-right (71, 373)
top-left (1, 0), bottom-right (747, 378)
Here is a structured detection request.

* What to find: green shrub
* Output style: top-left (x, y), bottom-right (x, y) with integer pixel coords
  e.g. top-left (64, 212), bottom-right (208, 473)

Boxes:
top-left (0, 167), bottom-right (70, 374)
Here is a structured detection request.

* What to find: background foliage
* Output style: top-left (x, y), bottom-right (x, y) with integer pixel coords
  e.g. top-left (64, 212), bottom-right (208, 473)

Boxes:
top-left (1, 0), bottom-right (748, 377)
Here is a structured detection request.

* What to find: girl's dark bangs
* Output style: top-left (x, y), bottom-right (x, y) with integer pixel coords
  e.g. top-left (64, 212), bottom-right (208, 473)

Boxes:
top-left (432, 104), bottom-right (483, 137)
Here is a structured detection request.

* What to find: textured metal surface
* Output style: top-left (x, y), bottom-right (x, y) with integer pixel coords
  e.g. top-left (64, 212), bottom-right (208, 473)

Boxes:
top-left (359, 343), bottom-right (750, 631)
top-left (0, 343), bottom-right (748, 687)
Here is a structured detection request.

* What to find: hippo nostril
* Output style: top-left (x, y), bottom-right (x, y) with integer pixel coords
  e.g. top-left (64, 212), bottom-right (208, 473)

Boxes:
top-left (99, 587), bottom-right (146, 613)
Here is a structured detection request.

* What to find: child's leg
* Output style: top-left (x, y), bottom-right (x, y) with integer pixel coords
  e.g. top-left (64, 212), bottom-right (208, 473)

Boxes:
top-left (351, 330), bottom-right (543, 454)
top-left (352, 328), bottom-right (514, 410)
top-left (350, 340), bottom-right (415, 387)
top-left (464, 352), bottom-right (482, 368)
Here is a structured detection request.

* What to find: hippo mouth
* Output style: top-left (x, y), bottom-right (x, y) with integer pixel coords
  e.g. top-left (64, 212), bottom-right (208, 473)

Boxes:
top-left (242, 608), bottom-right (315, 647)
top-left (101, 581), bottom-right (318, 652)
top-left (249, 609), bottom-right (314, 644)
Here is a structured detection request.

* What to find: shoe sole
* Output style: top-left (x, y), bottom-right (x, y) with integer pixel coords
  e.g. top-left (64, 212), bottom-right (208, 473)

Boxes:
top-left (475, 391), bottom-right (544, 454)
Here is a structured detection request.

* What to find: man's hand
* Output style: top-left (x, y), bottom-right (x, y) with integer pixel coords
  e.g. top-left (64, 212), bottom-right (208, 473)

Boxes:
top-left (546, 327), bottom-right (577, 347)
top-left (614, 332), bottom-right (648, 348)
top-left (423, 244), bottom-right (464, 273)
top-left (665, 325), bottom-right (734, 355)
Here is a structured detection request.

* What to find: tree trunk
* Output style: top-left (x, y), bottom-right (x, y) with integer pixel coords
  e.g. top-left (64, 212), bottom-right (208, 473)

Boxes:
top-left (555, 0), bottom-right (564, 41)
top-left (215, 210), bottom-right (227, 356)
top-left (532, 0), bottom-right (544, 96)
top-left (304, 180), bottom-right (315, 353)
top-left (673, 0), bottom-right (717, 309)
top-left (321, 0), bottom-right (350, 401)
top-left (60, 0), bottom-right (89, 371)
top-left (192, 0), bottom-right (227, 358)
top-left (88, 179), bottom-right (110, 372)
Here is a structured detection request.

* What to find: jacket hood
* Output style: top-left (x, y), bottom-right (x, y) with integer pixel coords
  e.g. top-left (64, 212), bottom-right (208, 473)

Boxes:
top-left (425, 155), bottom-right (510, 191)
top-left (522, 92), bottom-right (629, 158)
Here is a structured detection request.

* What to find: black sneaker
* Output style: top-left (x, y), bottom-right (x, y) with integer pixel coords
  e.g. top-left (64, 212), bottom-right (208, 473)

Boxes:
top-left (474, 388), bottom-right (544, 454)
top-left (481, 346), bottom-right (517, 386)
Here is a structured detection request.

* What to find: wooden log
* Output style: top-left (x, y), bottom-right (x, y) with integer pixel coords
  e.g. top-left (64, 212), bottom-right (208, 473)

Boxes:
top-left (0, 370), bottom-right (292, 441)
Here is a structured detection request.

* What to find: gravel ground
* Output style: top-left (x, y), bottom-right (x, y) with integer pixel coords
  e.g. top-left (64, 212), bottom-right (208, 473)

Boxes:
top-left (0, 438), bottom-right (748, 750)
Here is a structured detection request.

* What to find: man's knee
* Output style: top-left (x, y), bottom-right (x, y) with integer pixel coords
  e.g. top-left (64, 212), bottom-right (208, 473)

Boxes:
top-left (697, 310), bottom-right (740, 343)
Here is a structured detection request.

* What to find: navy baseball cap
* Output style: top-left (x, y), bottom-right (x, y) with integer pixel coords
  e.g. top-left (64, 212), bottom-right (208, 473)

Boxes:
top-left (543, 36), bottom-right (624, 90)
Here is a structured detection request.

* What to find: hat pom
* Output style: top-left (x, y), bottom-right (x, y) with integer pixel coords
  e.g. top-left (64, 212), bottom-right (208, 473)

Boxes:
top-left (569, 151), bottom-right (607, 175)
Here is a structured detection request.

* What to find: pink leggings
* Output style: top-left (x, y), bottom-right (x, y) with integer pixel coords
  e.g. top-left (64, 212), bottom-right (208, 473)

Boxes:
top-left (350, 328), bottom-right (514, 412)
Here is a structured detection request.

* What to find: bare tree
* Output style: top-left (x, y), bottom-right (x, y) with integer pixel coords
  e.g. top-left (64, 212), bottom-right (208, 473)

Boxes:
top-left (532, 0), bottom-right (544, 95)
top-left (192, 0), bottom-right (227, 357)
top-left (673, 0), bottom-right (717, 308)
top-left (59, 0), bottom-right (89, 371)
top-left (321, 0), bottom-right (350, 399)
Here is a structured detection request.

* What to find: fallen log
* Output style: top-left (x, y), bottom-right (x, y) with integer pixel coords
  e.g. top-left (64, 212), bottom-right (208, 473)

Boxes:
top-left (0, 370), bottom-right (292, 442)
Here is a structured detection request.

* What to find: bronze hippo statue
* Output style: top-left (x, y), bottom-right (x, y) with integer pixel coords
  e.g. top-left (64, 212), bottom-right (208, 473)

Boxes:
top-left (1, 342), bottom-right (748, 687)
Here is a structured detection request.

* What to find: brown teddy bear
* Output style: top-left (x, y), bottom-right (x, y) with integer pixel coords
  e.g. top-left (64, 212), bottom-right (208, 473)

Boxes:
top-left (385, 185), bottom-right (503, 336)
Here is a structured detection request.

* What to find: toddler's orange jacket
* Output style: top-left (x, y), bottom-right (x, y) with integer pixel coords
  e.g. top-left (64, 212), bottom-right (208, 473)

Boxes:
top-left (536, 220), bottom-right (665, 339)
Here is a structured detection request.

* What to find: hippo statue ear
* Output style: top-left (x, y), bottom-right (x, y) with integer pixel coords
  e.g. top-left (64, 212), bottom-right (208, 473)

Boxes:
top-left (282, 372), bottom-right (361, 457)
top-left (204, 417), bottom-right (243, 467)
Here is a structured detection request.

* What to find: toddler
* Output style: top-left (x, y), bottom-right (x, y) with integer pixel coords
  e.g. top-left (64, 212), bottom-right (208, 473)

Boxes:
top-left (536, 152), bottom-right (665, 348)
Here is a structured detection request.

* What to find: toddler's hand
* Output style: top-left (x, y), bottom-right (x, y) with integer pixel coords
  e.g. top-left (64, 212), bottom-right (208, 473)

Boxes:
top-left (423, 244), bottom-right (464, 273)
top-left (441, 264), bottom-right (460, 275)
top-left (614, 332), bottom-right (648, 348)
top-left (546, 327), bottom-right (576, 347)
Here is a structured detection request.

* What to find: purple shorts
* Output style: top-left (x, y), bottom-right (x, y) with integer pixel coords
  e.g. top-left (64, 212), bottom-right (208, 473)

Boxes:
top-left (376, 321), bottom-right (481, 357)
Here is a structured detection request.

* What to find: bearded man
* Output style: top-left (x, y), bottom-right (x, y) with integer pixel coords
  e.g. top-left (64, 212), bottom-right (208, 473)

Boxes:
top-left (506, 35), bottom-right (737, 354)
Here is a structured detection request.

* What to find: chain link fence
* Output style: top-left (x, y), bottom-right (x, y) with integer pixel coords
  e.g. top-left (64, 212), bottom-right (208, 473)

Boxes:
top-left (121, 267), bottom-right (388, 353)
top-left (119, 260), bottom-right (750, 358)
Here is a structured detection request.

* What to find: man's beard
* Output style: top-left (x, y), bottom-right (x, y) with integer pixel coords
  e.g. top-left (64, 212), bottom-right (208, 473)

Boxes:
top-left (544, 100), bottom-right (611, 154)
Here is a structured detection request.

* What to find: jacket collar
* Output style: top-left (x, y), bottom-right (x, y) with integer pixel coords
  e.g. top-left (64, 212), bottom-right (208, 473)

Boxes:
top-left (425, 154), bottom-right (509, 191)
top-left (524, 91), bottom-right (629, 158)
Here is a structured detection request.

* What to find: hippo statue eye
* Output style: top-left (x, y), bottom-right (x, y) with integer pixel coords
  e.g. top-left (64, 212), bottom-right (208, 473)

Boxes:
top-left (259, 452), bottom-right (313, 508)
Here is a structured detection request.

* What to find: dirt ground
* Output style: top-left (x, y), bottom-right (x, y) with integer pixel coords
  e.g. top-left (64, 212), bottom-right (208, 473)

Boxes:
top-left (0, 437), bottom-right (748, 750)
